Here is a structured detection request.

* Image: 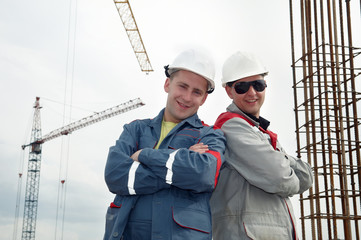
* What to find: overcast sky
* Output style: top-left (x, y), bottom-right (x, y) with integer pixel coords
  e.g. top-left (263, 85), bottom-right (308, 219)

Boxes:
top-left (1, 0), bottom-right (360, 240)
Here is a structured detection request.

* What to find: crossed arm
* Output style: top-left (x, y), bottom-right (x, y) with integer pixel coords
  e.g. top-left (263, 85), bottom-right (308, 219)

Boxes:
top-left (222, 117), bottom-right (313, 197)
top-left (105, 124), bottom-right (225, 196)
top-left (131, 142), bottom-right (209, 162)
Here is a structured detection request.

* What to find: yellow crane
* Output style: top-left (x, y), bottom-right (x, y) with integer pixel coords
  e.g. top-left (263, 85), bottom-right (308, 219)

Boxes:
top-left (113, 0), bottom-right (153, 72)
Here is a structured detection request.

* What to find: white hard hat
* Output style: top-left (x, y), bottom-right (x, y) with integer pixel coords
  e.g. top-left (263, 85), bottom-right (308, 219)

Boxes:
top-left (165, 49), bottom-right (216, 93)
top-left (221, 51), bottom-right (268, 87)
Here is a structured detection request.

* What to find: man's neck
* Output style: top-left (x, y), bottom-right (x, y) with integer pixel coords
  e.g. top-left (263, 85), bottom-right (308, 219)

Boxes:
top-left (243, 111), bottom-right (270, 130)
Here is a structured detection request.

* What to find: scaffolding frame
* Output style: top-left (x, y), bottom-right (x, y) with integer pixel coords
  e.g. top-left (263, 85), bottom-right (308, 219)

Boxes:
top-left (289, 0), bottom-right (361, 239)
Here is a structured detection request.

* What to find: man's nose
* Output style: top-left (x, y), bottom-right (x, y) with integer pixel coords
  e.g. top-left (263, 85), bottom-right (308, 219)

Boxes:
top-left (247, 85), bottom-right (257, 95)
top-left (182, 90), bottom-right (192, 101)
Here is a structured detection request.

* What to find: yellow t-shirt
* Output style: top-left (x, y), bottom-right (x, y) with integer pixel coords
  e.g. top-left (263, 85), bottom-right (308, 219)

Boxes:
top-left (155, 120), bottom-right (178, 149)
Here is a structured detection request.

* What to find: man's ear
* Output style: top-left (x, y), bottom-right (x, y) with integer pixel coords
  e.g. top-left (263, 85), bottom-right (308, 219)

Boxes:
top-left (164, 78), bottom-right (171, 93)
top-left (200, 93), bottom-right (208, 106)
top-left (225, 85), bottom-right (234, 99)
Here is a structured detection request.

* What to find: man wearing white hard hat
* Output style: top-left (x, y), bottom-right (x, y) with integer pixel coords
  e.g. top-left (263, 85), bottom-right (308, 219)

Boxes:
top-left (210, 51), bottom-right (313, 240)
top-left (103, 49), bottom-right (226, 240)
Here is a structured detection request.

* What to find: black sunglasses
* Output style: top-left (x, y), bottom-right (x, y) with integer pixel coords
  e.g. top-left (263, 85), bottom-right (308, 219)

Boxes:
top-left (232, 80), bottom-right (267, 94)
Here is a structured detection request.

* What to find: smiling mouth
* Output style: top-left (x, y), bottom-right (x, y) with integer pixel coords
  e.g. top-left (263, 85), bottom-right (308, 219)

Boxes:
top-left (177, 101), bottom-right (189, 109)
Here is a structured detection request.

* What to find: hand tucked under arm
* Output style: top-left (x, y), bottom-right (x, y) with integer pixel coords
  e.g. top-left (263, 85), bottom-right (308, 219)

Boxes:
top-left (189, 142), bottom-right (209, 153)
top-left (131, 149), bottom-right (142, 162)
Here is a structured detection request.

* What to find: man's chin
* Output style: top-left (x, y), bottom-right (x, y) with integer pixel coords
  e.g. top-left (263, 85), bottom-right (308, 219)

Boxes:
top-left (175, 111), bottom-right (195, 121)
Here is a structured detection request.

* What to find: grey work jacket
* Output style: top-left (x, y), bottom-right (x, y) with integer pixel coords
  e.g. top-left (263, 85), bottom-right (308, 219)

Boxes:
top-left (210, 102), bottom-right (313, 240)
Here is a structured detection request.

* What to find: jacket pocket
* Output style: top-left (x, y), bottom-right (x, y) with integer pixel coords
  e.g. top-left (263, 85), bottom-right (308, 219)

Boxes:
top-left (172, 206), bottom-right (211, 233)
top-left (103, 196), bottom-right (139, 240)
top-left (104, 203), bottom-right (121, 240)
top-left (243, 222), bottom-right (289, 240)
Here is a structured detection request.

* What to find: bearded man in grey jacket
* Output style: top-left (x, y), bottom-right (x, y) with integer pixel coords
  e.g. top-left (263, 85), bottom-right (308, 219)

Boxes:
top-left (210, 51), bottom-right (313, 240)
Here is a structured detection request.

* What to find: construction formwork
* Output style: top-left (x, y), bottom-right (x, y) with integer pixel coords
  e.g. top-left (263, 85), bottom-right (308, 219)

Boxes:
top-left (289, 0), bottom-right (361, 239)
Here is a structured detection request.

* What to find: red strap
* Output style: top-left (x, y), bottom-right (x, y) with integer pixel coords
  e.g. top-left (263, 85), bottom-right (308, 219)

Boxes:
top-left (205, 150), bottom-right (222, 187)
top-left (215, 112), bottom-right (255, 129)
top-left (110, 202), bottom-right (121, 208)
top-left (263, 129), bottom-right (277, 150)
top-left (284, 199), bottom-right (297, 240)
top-left (201, 120), bottom-right (209, 127)
top-left (215, 112), bottom-right (278, 150)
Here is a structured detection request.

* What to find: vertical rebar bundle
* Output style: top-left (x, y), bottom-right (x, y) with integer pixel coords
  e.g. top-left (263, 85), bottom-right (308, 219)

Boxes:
top-left (289, 0), bottom-right (361, 239)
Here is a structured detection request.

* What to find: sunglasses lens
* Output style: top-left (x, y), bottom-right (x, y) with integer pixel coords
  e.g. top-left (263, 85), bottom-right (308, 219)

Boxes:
top-left (234, 82), bottom-right (250, 94)
top-left (234, 80), bottom-right (266, 94)
top-left (253, 80), bottom-right (266, 92)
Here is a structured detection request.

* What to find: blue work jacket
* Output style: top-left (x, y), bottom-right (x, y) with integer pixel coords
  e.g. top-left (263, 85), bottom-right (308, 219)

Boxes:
top-left (104, 109), bottom-right (226, 240)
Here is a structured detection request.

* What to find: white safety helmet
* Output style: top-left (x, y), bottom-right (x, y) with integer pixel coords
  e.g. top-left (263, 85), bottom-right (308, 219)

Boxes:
top-left (221, 51), bottom-right (268, 87)
top-left (165, 49), bottom-right (216, 93)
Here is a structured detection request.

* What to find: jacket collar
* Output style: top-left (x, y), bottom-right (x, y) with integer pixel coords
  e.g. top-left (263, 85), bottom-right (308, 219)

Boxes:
top-left (227, 102), bottom-right (270, 130)
top-left (149, 108), bottom-right (204, 129)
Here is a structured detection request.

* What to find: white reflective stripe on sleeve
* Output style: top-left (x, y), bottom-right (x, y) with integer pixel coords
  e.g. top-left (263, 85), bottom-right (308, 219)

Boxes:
top-left (165, 150), bottom-right (179, 185)
top-left (128, 161), bottom-right (140, 195)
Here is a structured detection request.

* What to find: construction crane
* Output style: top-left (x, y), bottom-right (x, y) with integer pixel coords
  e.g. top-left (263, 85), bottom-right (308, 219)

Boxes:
top-left (14, 2), bottom-right (151, 239)
top-left (113, 0), bottom-right (153, 73)
top-left (18, 97), bottom-right (145, 240)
